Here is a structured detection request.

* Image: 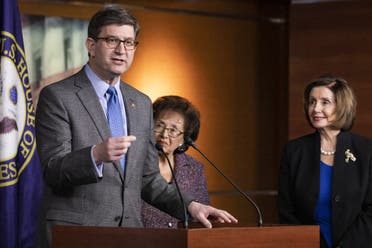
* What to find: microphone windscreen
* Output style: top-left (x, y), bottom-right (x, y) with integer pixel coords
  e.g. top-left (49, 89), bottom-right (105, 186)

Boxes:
top-left (155, 143), bottom-right (163, 151)
top-left (184, 136), bottom-right (194, 146)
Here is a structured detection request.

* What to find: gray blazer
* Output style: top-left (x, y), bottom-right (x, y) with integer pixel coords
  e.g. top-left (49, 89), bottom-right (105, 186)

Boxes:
top-left (36, 69), bottom-right (192, 242)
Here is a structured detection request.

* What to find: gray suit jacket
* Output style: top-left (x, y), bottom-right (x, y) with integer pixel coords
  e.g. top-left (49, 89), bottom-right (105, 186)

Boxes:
top-left (36, 69), bottom-right (192, 241)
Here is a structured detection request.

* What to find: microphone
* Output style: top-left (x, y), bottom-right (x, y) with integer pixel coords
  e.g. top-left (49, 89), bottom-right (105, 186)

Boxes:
top-left (185, 137), bottom-right (263, 227)
top-left (155, 143), bottom-right (189, 229)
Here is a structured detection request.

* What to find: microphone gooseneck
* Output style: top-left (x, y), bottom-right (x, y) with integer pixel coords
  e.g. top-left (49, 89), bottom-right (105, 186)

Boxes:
top-left (155, 143), bottom-right (189, 229)
top-left (184, 137), bottom-right (263, 227)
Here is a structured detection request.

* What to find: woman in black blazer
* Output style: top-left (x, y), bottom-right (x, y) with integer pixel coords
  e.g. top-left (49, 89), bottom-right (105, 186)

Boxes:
top-left (279, 76), bottom-right (372, 248)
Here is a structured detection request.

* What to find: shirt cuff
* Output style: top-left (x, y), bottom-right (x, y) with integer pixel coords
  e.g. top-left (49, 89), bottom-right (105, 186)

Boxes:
top-left (91, 145), bottom-right (103, 178)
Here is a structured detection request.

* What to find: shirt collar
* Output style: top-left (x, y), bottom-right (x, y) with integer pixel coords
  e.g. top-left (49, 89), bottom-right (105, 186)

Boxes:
top-left (84, 64), bottom-right (121, 98)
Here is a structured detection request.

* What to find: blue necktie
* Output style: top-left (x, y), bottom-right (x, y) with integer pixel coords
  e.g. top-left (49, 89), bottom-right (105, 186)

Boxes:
top-left (106, 86), bottom-right (126, 171)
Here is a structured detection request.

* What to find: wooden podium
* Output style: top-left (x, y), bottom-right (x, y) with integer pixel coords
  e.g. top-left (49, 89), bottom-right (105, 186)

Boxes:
top-left (52, 224), bottom-right (319, 248)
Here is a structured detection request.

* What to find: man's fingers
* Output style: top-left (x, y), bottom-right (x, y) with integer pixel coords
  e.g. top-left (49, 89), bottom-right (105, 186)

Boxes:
top-left (110, 135), bottom-right (136, 151)
top-left (112, 135), bottom-right (136, 142)
top-left (125, 135), bottom-right (136, 141)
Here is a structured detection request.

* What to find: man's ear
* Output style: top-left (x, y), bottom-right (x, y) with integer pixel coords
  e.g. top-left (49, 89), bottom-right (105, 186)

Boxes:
top-left (86, 37), bottom-right (96, 57)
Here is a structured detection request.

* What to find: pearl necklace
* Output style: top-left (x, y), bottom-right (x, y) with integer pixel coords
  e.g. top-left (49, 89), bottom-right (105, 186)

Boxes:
top-left (320, 147), bottom-right (336, 156)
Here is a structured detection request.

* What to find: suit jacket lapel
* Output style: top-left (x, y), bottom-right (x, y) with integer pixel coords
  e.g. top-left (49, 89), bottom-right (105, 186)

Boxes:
top-left (120, 83), bottom-right (138, 136)
top-left (307, 133), bottom-right (321, 207)
top-left (74, 70), bottom-right (111, 140)
top-left (74, 70), bottom-right (124, 181)
top-left (332, 132), bottom-right (352, 201)
top-left (120, 82), bottom-right (139, 182)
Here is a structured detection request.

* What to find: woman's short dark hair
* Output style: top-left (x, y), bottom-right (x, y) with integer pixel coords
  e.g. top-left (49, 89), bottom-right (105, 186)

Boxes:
top-left (153, 95), bottom-right (200, 142)
top-left (304, 76), bottom-right (357, 131)
top-left (88, 6), bottom-right (140, 39)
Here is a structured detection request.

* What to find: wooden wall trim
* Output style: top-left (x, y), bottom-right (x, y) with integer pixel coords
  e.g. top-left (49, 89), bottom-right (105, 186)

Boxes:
top-left (292, 0), bottom-right (355, 4)
top-left (19, 0), bottom-right (285, 24)
top-left (19, 1), bottom-right (102, 19)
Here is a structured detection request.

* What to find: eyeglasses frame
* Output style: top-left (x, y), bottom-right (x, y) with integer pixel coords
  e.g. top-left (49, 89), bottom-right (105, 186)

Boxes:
top-left (95, 36), bottom-right (139, 50)
top-left (153, 124), bottom-right (184, 138)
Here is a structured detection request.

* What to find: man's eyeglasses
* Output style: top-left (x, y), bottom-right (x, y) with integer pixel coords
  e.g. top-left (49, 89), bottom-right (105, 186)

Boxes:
top-left (95, 37), bottom-right (139, 50)
top-left (153, 123), bottom-right (184, 138)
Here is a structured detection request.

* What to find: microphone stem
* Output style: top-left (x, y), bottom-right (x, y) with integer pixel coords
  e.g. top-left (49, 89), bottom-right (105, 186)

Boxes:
top-left (161, 153), bottom-right (189, 229)
top-left (192, 144), bottom-right (263, 227)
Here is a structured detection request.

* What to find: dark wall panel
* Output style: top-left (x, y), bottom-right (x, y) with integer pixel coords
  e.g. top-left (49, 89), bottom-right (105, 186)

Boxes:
top-left (289, 1), bottom-right (372, 139)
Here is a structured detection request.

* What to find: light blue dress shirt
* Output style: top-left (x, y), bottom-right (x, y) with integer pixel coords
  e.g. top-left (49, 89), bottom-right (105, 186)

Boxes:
top-left (84, 64), bottom-right (128, 177)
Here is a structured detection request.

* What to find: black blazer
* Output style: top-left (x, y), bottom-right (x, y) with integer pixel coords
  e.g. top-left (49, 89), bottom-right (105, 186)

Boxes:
top-left (279, 131), bottom-right (372, 248)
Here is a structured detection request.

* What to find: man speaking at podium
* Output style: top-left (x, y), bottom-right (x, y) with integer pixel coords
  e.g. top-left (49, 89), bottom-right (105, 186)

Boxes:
top-left (35, 5), bottom-right (237, 247)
